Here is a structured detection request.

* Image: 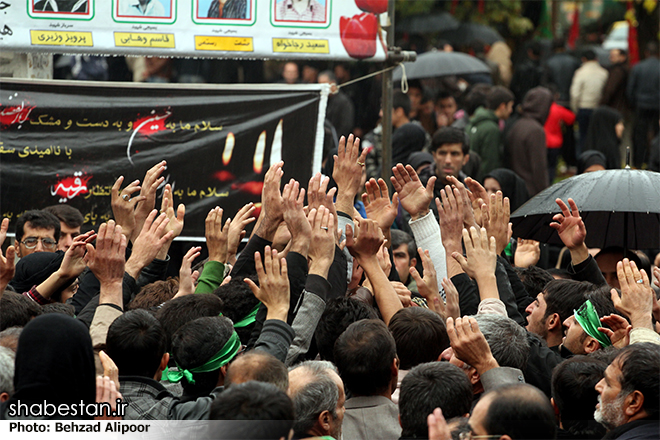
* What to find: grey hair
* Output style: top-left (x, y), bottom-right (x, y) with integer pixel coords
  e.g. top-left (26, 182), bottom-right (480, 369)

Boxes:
top-left (474, 314), bottom-right (530, 370)
top-left (0, 326), bottom-right (22, 351)
top-left (0, 346), bottom-right (15, 396)
top-left (289, 360), bottom-right (339, 437)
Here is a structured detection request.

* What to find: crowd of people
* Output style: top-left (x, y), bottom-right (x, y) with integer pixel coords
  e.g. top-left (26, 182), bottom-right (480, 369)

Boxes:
top-left (1, 124), bottom-right (660, 439)
top-left (1, 27), bottom-right (660, 440)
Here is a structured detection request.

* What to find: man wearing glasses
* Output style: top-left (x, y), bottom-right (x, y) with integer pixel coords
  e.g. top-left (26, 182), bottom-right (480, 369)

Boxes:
top-left (13, 210), bottom-right (61, 259)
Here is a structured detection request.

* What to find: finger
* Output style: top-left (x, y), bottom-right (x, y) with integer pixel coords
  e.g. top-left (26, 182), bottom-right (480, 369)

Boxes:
top-left (410, 266), bottom-right (424, 285)
top-left (555, 198), bottom-right (570, 217)
top-left (96, 376), bottom-right (103, 403)
top-left (111, 176), bottom-right (124, 199)
top-left (452, 251), bottom-right (468, 271)
top-left (377, 178), bottom-right (390, 199)
top-left (567, 198), bottom-right (580, 217)
top-left (244, 278), bottom-right (260, 297)
top-left (263, 246), bottom-right (274, 276)
top-left (337, 136), bottom-right (346, 158)
top-left (280, 257), bottom-right (288, 278)
top-left (640, 268), bottom-right (651, 288)
top-left (611, 287), bottom-right (622, 309)
top-left (253, 251), bottom-right (265, 280)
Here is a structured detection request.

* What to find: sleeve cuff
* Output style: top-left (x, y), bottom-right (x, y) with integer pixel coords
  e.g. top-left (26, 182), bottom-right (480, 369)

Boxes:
top-left (408, 211), bottom-right (441, 241)
top-left (304, 274), bottom-right (332, 302)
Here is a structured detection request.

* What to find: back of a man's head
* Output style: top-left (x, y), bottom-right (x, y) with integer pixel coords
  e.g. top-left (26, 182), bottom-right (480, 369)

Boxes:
top-left (0, 346), bottom-right (15, 401)
top-left (393, 90), bottom-right (411, 117)
top-left (544, 279), bottom-right (592, 324)
top-left (486, 86), bottom-right (515, 111)
top-left (474, 314), bottom-right (530, 370)
top-left (0, 326), bottom-right (22, 352)
top-left (480, 383), bottom-right (557, 440)
top-left (213, 275), bottom-right (260, 345)
top-left (334, 319), bottom-right (396, 397)
top-left (156, 293), bottom-right (223, 345)
top-left (315, 297), bottom-right (378, 363)
top-left (288, 361), bottom-right (339, 439)
top-left (128, 278), bottom-right (179, 311)
top-left (208, 381), bottom-right (294, 440)
top-left (106, 309), bottom-right (168, 379)
top-left (170, 316), bottom-right (236, 394)
top-left (389, 308), bottom-right (449, 370)
top-left (582, 49), bottom-right (597, 61)
top-left (514, 265), bottom-right (554, 299)
top-left (0, 292), bottom-right (42, 332)
top-left (616, 342), bottom-right (660, 420)
top-left (43, 204), bottom-right (84, 229)
top-left (15, 210), bottom-right (61, 242)
top-left (551, 355), bottom-right (607, 438)
top-left (400, 362), bottom-right (472, 438)
top-left (225, 351), bottom-right (289, 392)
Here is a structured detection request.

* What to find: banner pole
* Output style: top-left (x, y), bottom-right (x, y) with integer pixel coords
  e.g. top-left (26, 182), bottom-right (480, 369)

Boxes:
top-left (380, 0), bottom-right (395, 191)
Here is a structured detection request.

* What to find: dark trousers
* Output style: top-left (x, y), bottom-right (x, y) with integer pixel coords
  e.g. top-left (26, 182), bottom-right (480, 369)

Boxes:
top-left (633, 108), bottom-right (660, 167)
top-left (547, 148), bottom-right (562, 184)
top-left (576, 108), bottom-right (593, 156)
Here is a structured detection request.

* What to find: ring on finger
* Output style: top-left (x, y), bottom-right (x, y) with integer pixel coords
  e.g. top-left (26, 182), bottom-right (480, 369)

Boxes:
top-left (356, 161), bottom-right (365, 167)
top-left (636, 279), bottom-right (644, 284)
top-left (321, 227), bottom-right (329, 231)
top-left (122, 194), bottom-right (130, 201)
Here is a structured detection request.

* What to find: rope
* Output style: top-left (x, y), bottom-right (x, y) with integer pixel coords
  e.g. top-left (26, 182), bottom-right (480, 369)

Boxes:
top-left (337, 63), bottom-right (408, 94)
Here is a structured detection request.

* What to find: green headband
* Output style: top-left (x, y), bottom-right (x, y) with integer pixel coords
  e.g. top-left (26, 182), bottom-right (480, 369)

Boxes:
top-left (162, 331), bottom-right (241, 384)
top-left (233, 303), bottom-right (261, 328)
top-left (574, 300), bottom-right (611, 348)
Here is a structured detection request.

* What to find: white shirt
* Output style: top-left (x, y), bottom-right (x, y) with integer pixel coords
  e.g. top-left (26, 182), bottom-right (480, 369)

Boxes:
top-left (119, 0), bottom-right (165, 17)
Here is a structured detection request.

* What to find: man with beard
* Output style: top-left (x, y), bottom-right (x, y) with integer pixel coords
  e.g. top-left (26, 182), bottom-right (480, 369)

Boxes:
top-left (594, 343), bottom-right (660, 439)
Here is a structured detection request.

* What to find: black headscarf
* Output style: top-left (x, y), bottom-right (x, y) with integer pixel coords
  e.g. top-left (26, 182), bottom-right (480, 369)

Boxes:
top-left (577, 150), bottom-right (607, 174)
top-left (1, 314), bottom-right (96, 419)
top-left (9, 251), bottom-right (66, 294)
top-left (583, 106), bottom-right (622, 170)
top-left (484, 168), bottom-right (530, 212)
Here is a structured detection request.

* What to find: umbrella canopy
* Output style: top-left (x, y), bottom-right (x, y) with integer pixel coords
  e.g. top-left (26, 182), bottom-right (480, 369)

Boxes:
top-left (392, 51), bottom-right (491, 81)
top-left (511, 169), bottom-right (660, 250)
top-left (397, 12), bottom-right (459, 34)
top-left (437, 22), bottom-right (504, 46)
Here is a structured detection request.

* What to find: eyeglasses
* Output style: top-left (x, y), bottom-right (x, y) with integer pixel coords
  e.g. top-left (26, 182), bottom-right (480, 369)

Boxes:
top-left (459, 432), bottom-right (502, 440)
top-left (20, 237), bottom-right (57, 250)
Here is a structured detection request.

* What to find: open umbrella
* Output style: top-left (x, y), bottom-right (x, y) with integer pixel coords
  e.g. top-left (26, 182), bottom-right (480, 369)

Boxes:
top-left (437, 22), bottom-right (504, 46)
top-left (510, 169), bottom-right (660, 251)
top-left (392, 50), bottom-right (490, 81)
top-left (396, 12), bottom-right (459, 34)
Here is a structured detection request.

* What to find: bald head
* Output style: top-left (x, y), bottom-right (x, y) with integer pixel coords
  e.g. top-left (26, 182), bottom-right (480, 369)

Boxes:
top-left (225, 351), bottom-right (288, 392)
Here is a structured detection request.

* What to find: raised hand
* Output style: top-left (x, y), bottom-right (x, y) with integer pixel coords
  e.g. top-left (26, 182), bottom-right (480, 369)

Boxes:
top-left (244, 246), bottom-right (290, 322)
top-left (391, 163), bottom-right (435, 220)
top-left (125, 210), bottom-right (174, 280)
top-left (410, 248), bottom-right (443, 317)
top-left (442, 277), bottom-right (461, 321)
top-left (346, 218), bottom-right (385, 263)
top-left (226, 203), bottom-right (256, 265)
top-left (550, 198), bottom-right (588, 264)
top-left (111, 175), bottom-right (145, 241)
top-left (85, 221), bottom-right (126, 309)
top-left (447, 316), bottom-right (498, 374)
top-left (447, 175), bottom-right (479, 230)
top-left (174, 246), bottom-right (201, 298)
top-left (611, 258), bottom-right (654, 330)
top-left (134, 161), bottom-right (166, 242)
top-left (0, 218), bottom-right (16, 294)
top-left (99, 350), bottom-right (120, 391)
top-left (427, 408), bottom-right (451, 440)
top-left (255, 161), bottom-right (285, 240)
top-left (363, 178), bottom-right (399, 236)
top-left (205, 207), bottom-right (230, 263)
top-left (598, 314), bottom-right (632, 348)
top-left (160, 184), bottom-right (185, 240)
top-left (282, 179), bottom-right (311, 256)
top-left (333, 135), bottom-right (368, 215)
top-left (452, 227), bottom-right (499, 300)
top-left (307, 206), bottom-right (336, 279)
top-left (481, 191), bottom-right (511, 255)
top-left (95, 375), bottom-right (123, 421)
top-left (514, 238), bottom-right (541, 268)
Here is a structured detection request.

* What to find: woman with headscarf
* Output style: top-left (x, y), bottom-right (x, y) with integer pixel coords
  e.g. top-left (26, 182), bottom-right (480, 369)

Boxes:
top-left (583, 106), bottom-right (624, 169)
top-left (577, 150), bottom-right (607, 174)
top-left (483, 168), bottom-right (530, 212)
top-left (0, 314), bottom-right (96, 419)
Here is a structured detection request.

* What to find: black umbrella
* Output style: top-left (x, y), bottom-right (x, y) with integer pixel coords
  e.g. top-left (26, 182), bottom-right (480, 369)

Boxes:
top-left (392, 50), bottom-right (490, 81)
top-left (437, 22), bottom-right (504, 46)
top-left (510, 169), bottom-right (660, 251)
top-left (396, 12), bottom-right (459, 34)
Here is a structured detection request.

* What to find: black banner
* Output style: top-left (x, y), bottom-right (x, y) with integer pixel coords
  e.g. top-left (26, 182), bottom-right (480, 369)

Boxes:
top-left (0, 80), bottom-right (327, 238)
